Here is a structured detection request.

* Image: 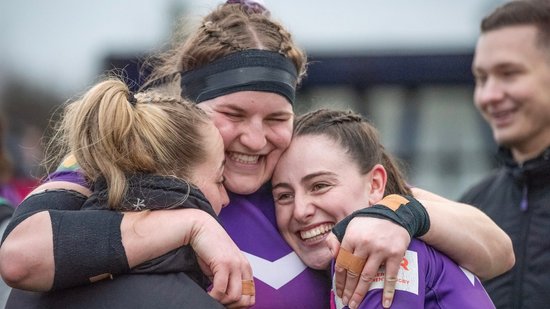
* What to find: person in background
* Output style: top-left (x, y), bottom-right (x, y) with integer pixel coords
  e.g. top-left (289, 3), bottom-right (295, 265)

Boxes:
top-left (461, 0), bottom-right (550, 308)
top-left (272, 109), bottom-right (495, 308)
top-left (1, 1), bottom-right (513, 308)
top-left (5, 78), bottom-right (253, 308)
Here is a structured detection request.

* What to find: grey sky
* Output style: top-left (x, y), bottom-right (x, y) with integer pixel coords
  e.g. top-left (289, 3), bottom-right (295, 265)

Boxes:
top-left (0, 0), bottom-right (504, 97)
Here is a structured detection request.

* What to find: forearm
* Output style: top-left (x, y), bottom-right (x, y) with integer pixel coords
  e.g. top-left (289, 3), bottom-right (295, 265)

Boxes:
top-left (121, 209), bottom-right (208, 268)
top-left (413, 188), bottom-right (514, 279)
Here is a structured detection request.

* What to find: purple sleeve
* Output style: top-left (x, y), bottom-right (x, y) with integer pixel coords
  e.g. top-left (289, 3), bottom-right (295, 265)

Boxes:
top-left (331, 239), bottom-right (494, 309)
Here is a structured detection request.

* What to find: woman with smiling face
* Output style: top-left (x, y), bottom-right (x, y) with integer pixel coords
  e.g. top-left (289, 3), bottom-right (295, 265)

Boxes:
top-left (1, 1), bottom-right (513, 308)
top-left (272, 109), bottom-right (496, 308)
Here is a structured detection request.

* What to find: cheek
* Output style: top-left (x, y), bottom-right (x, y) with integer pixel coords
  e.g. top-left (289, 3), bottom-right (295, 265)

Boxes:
top-left (213, 121), bottom-right (235, 150)
top-left (275, 206), bottom-right (293, 233)
top-left (269, 123), bottom-right (293, 149)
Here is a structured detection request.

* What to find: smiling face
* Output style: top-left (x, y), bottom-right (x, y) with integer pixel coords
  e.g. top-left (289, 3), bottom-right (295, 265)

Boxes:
top-left (272, 134), bottom-right (379, 270)
top-left (198, 91), bottom-right (294, 195)
top-left (473, 25), bottom-right (550, 162)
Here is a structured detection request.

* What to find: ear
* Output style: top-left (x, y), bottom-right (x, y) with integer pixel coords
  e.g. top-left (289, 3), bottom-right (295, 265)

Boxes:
top-left (367, 164), bottom-right (387, 206)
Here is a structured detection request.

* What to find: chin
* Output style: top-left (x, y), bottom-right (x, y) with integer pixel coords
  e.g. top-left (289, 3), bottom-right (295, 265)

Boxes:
top-left (300, 250), bottom-right (332, 270)
top-left (224, 177), bottom-right (264, 195)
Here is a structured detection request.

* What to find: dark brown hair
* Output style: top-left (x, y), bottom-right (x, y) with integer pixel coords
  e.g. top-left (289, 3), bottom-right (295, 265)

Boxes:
top-left (294, 109), bottom-right (411, 196)
top-left (144, 2), bottom-right (307, 93)
top-left (481, 0), bottom-right (550, 49)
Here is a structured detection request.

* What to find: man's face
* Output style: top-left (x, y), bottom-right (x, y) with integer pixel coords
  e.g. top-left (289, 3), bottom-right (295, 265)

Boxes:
top-left (472, 25), bottom-right (550, 160)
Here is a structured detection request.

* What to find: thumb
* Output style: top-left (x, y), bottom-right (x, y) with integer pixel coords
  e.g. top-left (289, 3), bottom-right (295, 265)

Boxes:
top-left (325, 232), bottom-right (341, 258)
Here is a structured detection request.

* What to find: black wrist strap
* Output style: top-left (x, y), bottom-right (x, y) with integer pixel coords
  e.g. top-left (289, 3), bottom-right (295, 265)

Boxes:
top-left (51, 209), bottom-right (129, 290)
top-left (332, 195), bottom-right (430, 242)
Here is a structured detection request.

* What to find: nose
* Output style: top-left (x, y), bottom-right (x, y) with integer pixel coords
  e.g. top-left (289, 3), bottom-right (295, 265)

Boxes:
top-left (293, 193), bottom-right (315, 223)
top-left (475, 77), bottom-right (505, 108)
top-left (239, 118), bottom-right (267, 151)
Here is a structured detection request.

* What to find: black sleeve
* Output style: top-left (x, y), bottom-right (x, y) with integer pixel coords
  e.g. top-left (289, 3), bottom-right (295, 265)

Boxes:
top-left (1, 190), bottom-right (130, 291)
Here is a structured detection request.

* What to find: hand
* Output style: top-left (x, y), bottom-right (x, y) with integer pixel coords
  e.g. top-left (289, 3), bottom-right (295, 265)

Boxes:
top-left (326, 217), bottom-right (410, 309)
top-left (190, 214), bottom-right (255, 308)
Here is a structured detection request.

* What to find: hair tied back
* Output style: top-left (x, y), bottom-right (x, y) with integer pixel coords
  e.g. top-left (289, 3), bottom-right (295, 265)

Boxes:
top-left (128, 92), bottom-right (137, 106)
top-left (226, 0), bottom-right (270, 15)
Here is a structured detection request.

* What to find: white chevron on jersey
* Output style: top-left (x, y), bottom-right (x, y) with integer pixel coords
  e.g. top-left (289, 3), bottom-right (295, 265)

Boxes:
top-left (243, 251), bottom-right (308, 289)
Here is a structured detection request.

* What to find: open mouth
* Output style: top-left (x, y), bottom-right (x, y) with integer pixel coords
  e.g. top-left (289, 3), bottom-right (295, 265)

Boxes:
top-left (299, 223), bottom-right (335, 242)
top-left (228, 152), bottom-right (260, 164)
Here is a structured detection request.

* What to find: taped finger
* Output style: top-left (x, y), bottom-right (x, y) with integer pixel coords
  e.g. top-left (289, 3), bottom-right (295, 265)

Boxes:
top-left (335, 247), bottom-right (367, 275)
top-left (241, 279), bottom-right (255, 296)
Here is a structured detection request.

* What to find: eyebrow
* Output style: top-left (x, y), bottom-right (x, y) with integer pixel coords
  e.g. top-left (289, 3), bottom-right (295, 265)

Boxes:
top-left (272, 171), bottom-right (336, 191)
top-left (223, 103), bottom-right (293, 118)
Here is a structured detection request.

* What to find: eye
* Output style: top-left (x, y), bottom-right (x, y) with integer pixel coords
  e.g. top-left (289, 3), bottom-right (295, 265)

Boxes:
top-left (267, 117), bottom-right (290, 123)
top-left (217, 176), bottom-right (225, 186)
top-left (311, 182), bottom-right (331, 193)
top-left (273, 191), bottom-right (294, 205)
top-left (473, 73), bottom-right (487, 86)
top-left (500, 70), bottom-right (519, 78)
top-left (218, 111), bottom-right (243, 121)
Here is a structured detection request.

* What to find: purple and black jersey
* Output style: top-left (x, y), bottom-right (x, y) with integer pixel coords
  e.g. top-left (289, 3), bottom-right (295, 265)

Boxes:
top-left (219, 184), bottom-right (331, 308)
top-left (48, 161), bottom-right (331, 308)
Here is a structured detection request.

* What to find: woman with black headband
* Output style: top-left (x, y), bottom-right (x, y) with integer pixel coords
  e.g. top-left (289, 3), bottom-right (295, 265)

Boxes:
top-left (0, 1), bottom-right (513, 308)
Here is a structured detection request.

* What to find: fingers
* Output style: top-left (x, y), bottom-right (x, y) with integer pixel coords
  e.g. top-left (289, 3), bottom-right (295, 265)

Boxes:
top-left (325, 232), bottom-right (341, 257)
top-left (333, 217), bottom-right (410, 309)
top-left (241, 279), bottom-right (255, 296)
top-left (346, 255), bottom-right (384, 309)
top-left (334, 247), bottom-right (373, 309)
top-left (335, 247), bottom-right (367, 274)
top-left (209, 255), bottom-right (255, 308)
top-left (336, 248), bottom-right (366, 306)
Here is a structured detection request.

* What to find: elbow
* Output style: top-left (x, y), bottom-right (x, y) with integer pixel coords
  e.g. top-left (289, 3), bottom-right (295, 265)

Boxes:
top-left (0, 242), bottom-right (33, 289)
top-left (497, 236), bottom-right (516, 276)
top-left (479, 235), bottom-right (515, 280)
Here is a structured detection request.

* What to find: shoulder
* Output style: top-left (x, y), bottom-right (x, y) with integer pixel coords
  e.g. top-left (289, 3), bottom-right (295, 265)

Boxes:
top-left (459, 167), bottom-right (506, 204)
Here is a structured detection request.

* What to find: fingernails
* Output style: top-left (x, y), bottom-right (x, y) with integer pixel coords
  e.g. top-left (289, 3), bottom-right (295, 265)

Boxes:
top-left (383, 299), bottom-right (391, 308)
top-left (349, 301), bottom-right (357, 309)
top-left (342, 296), bottom-right (349, 305)
top-left (336, 289), bottom-right (342, 298)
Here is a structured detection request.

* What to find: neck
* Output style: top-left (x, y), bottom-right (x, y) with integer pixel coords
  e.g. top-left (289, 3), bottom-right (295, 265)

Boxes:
top-left (510, 134), bottom-right (550, 164)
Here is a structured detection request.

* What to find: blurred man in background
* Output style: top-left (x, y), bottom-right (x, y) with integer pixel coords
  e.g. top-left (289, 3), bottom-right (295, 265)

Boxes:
top-left (461, 0), bottom-right (550, 308)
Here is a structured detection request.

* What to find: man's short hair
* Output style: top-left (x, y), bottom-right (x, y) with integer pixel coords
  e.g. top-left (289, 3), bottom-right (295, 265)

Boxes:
top-left (481, 0), bottom-right (550, 48)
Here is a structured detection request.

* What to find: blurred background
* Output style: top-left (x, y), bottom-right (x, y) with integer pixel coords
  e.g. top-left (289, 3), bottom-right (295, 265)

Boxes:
top-left (0, 0), bottom-right (508, 201)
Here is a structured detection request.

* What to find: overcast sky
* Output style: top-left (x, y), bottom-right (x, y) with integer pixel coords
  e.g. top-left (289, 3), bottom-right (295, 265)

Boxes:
top-left (0, 0), bottom-right (504, 97)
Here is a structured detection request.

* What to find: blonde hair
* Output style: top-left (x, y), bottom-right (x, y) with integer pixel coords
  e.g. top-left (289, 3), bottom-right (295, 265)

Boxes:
top-left (144, 2), bottom-right (307, 93)
top-left (48, 78), bottom-right (211, 209)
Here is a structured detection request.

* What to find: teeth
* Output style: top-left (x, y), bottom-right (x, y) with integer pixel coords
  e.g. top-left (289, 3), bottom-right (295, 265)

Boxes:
top-left (300, 223), bottom-right (334, 240)
top-left (229, 152), bottom-right (259, 164)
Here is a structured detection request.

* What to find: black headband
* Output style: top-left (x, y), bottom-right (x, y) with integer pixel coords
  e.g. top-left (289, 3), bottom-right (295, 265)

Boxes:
top-left (180, 49), bottom-right (298, 104)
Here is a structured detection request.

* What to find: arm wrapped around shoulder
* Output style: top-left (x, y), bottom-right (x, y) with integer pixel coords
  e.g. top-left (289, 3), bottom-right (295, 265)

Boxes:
top-left (332, 194), bottom-right (430, 241)
top-left (0, 190), bottom-right (129, 291)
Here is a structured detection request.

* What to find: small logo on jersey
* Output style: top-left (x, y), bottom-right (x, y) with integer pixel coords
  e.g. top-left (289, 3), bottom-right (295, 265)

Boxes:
top-left (331, 250), bottom-right (419, 308)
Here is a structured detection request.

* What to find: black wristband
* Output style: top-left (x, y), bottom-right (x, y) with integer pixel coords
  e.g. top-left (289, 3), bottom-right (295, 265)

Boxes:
top-left (51, 209), bottom-right (129, 290)
top-left (332, 195), bottom-right (430, 242)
